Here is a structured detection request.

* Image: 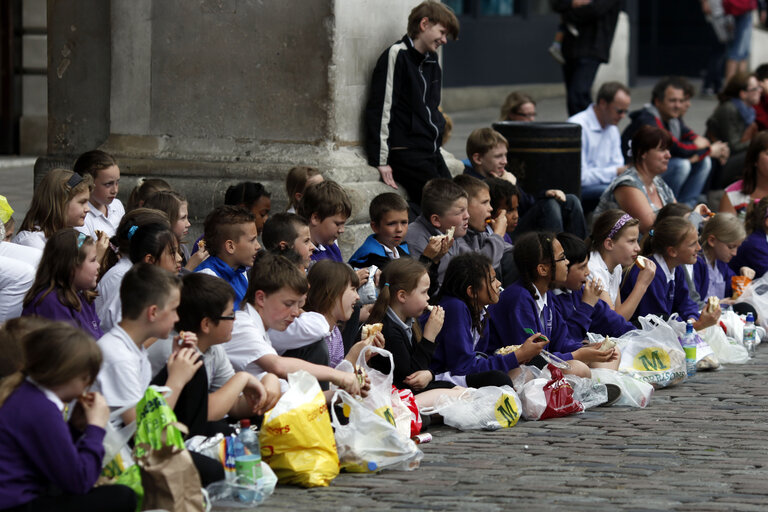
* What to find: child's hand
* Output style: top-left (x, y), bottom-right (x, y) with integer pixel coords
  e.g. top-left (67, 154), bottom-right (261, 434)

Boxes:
top-left (545, 189), bottom-right (566, 202)
top-left (173, 331), bottom-right (198, 353)
top-left (573, 345), bottom-right (614, 363)
top-left (259, 373), bottom-right (282, 413)
top-left (356, 268), bottom-right (370, 287)
top-left (403, 370), bottom-right (432, 391)
top-left (185, 245), bottom-right (209, 271)
top-left (166, 347), bottom-right (203, 387)
top-left (335, 370), bottom-right (363, 397)
top-left (695, 306), bottom-right (721, 330)
top-left (374, 269), bottom-right (382, 287)
top-left (514, 332), bottom-right (549, 363)
top-left (94, 230), bottom-right (111, 261)
top-left (741, 266), bottom-right (756, 279)
top-left (422, 236), bottom-right (448, 262)
top-left (693, 203), bottom-right (713, 218)
top-left (422, 306), bottom-right (445, 341)
top-left (500, 170), bottom-right (517, 185)
top-left (636, 257), bottom-right (657, 287)
top-left (79, 391), bottom-right (110, 428)
top-left (489, 211), bottom-right (507, 236)
top-left (243, 375), bottom-right (268, 415)
top-left (360, 332), bottom-right (386, 361)
top-left (582, 277), bottom-right (603, 307)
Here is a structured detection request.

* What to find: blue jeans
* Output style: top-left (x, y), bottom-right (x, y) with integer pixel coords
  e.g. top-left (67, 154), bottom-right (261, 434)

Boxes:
top-left (581, 183), bottom-right (607, 201)
top-left (661, 157), bottom-right (712, 207)
top-left (514, 194), bottom-right (587, 240)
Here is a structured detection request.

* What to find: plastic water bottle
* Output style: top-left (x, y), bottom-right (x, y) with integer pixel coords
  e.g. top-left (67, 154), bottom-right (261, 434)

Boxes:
top-left (682, 320), bottom-right (697, 377)
top-left (237, 419), bottom-right (262, 479)
top-left (743, 313), bottom-right (757, 358)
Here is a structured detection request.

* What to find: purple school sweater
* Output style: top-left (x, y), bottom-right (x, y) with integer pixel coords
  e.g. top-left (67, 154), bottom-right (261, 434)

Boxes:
top-left (729, 231), bottom-right (768, 279)
top-left (620, 257), bottom-right (700, 323)
top-left (0, 381), bottom-right (106, 508)
top-left (310, 242), bottom-right (343, 263)
top-left (22, 289), bottom-right (103, 340)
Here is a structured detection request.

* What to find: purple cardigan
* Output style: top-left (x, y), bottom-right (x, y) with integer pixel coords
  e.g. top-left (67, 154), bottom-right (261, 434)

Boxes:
top-left (0, 381), bottom-right (106, 508)
top-left (692, 254), bottom-right (735, 300)
top-left (22, 289), bottom-right (103, 340)
top-left (620, 257), bottom-right (700, 323)
top-left (729, 231), bottom-right (768, 279)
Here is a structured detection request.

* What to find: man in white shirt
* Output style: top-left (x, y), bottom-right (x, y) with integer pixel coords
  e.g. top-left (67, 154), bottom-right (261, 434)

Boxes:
top-left (568, 82), bottom-right (631, 201)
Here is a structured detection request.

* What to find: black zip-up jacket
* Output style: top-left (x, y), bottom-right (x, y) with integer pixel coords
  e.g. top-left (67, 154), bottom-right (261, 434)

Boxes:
top-left (550, 0), bottom-right (621, 63)
top-left (364, 35), bottom-right (445, 167)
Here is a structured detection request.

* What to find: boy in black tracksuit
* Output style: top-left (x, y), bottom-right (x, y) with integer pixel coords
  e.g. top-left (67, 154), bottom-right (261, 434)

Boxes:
top-left (364, 1), bottom-right (460, 209)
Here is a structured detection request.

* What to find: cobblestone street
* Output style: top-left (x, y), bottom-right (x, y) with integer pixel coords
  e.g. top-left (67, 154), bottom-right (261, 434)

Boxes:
top-left (249, 350), bottom-right (768, 512)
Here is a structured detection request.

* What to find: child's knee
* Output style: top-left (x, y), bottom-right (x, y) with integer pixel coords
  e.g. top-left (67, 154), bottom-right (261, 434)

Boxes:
top-left (566, 359), bottom-right (591, 378)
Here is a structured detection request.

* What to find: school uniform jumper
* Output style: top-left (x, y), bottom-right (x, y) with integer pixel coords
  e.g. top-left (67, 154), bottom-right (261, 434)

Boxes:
top-left (21, 290), bottom-right (103, 340)
top-left (486, 281), bottom-right (584, 362)
top-left (551, 288), bottom-right (635, 339)
top-left (310, 242), bottom-right (343, 263)
top-left (692, 254), bottom-right (735, 300)
top-left (620, 254), bottom-right (700, 324)
top-left (348, 234), bottom-right (410, 270)
top-left (729, 231), bottom-right (768, 279)
top-left (195, 255), bottom-right (249, 307)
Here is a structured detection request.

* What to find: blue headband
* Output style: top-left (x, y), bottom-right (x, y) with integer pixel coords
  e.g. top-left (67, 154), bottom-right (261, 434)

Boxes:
top-left (127, 225), bottom-right (139, 240)
top-left (76, 232), bottom-right (88, 248)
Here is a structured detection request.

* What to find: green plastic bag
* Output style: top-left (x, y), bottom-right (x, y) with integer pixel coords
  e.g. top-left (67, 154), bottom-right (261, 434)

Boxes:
top-left (134, 385), bottom-right (185, 456)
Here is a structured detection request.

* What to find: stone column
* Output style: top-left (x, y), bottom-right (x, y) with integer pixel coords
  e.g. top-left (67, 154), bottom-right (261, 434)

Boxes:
top-left (41, 0), bottom-right (454, 256)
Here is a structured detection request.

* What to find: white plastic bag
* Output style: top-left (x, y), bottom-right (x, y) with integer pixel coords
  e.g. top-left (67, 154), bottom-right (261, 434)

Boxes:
top-left (330, 390), bottom-right (422, 472)
top-left (357, 265), bottom-right (379, 304)
top-left (205, 462), bottom-right (277, 508)
top-left (519, 364), bottom-right (584, 420)
top-left (667, 315), bottom-right (720, 370)
top-left (590, 368), bottom-right (654, 408)
top-left (423, 385), bottom-right (522, 430)
top-left (615, 314), bottom-right (687, 388)
top-left (102, 403), bottom-right (138, 468)
top-left (698, 323), bottom-right (749, 364)
top-left (735, 274), bottom-right (768, 330)
top-left (334, 346), bottom-right (396, 425)
top-left (719, 309), bottom-right (745, 343)
top-left (562, 374), bottom-right (607, 410)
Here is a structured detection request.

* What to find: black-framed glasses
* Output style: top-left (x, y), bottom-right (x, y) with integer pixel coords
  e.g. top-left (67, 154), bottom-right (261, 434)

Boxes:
top-left (217, 314), bottom-right (236, 321)
top-left (554, 255), bottom-right (568, 263)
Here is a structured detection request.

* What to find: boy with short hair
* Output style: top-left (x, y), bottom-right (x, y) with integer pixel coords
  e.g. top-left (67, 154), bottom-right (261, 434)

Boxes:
top-left (297, 181), bottom-right (351, 264)
top-left (465, 127), bottom-right (587, 240)
top-left (224, 252), bottom-right (363, 395)
top-left (403, 178), bottom-right (468, 285)
top-left (195, 205), bottom-right (261, 307)
top-left (95, 263), bottom-right (198, 425)
top-left (261, 212), bottom-right (316, 271)
top-left (452, 174), bottom-right (509, 267)
top-left (364, 1), bottom-right (460, 207)
top-left (172, 273), bottom-right (281, 424)
top-left (486, 177), bottom-right (520, 245)
top-left (348, 192), bottom-right (411, 269)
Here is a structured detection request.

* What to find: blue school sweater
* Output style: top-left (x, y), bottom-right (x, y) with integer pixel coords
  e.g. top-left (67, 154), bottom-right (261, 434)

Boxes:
top-left (729, 231), bottom-right (768, 279)
top-left (551, 288), bottom-right (635, 339)
top-left (429, 296), bottom-right (521, 376)
top-left (692, 254), bottom-right (735, 300)
top-left (486, 281), bottom-right (583, 361)
top-left (620, 255), bottom-right (700, 323)
top-left (195, 255), bottom-right (248, 307)
top-left (310, 242), bottom-right (343, 263)
top-left (348, 234), bottom-right (410, 269)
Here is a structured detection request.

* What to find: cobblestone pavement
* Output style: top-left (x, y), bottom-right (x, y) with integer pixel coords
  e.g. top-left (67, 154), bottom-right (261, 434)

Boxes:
top-left (226, 349), bottom-right (768, 512)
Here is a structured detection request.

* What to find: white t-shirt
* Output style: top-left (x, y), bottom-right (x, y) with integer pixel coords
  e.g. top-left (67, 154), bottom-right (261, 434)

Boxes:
top-left (146, 335), bottom-right (236, 392)
top-left (0, 255), bottom-right (35, 323)
top-left (225, 304), bottom-right (278, 376)
top-left (268, 312), bottom-right (329, 354)
top-left (11, 229), bottom-right (47, 250)
top-left (588, 250), bottom-right (622, 304)
top-left (95, 325), bottom-right (153, 409)
top-left (95, 257), bottom-right (132, 332)
top-left (78, 199), bottom-right (125, 240)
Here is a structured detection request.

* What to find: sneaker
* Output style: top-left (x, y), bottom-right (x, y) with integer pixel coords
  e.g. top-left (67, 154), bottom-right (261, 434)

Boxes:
top-left (548, 43), bottom-right (565, 65)
top-left (599, 383), bottom-right (622, 407)
top-left (565, 22), bottom-right (579, 37)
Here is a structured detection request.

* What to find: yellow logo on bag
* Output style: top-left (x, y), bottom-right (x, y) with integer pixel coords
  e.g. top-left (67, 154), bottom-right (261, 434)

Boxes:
top-left (633, 348), bottom-right (671, 371)
top-left (494, 393), bottom-right (520, 428)
top-left (374, 405), bottom-right (396, 427)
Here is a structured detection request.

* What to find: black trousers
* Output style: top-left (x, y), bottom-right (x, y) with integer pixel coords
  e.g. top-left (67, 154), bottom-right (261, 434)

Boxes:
top-left (389, 148), bottom-right (451, 210)
top-left (6, 484), bottom-right (137, 512)
top-left (466, 370), bottom-right (513, 388)
top-left (563, 57), bottom-right (602, 117)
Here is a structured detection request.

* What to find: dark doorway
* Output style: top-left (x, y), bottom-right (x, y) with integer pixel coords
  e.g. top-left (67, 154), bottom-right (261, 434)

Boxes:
top-left (0, 0), bottom-right (21, 154)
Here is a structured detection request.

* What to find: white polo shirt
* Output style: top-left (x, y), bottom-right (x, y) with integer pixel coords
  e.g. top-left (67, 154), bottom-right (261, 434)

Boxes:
top-left (0, 255), bottom-right (36, 323)
top-left (96, 257), bottom-right (132, 332)
top-left (95, 325), bottom-right (152, 410)
top-left (11, 229), bottom-right (47, 250)
top-left (225, 304), bottom-right (278, 376)
top-left (78, 199), bottom-right (125, 240)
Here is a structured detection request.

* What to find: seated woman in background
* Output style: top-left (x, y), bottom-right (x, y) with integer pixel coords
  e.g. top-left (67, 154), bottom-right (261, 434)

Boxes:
top-left (720, 131), bottom-right (768, 216)
top-left (706, 71), bottom-right (763, 188)
top-left (499, 92), bottom-right (537, 122)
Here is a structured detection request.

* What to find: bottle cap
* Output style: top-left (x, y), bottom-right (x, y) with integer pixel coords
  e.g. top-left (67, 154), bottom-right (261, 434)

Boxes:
top-left (747, 312), bottom-right (754, 322)
top-left (241, 419), bottom-right (251, 428)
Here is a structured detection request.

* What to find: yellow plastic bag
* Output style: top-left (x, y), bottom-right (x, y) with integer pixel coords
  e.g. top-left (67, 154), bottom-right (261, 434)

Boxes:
top-left (259, 371), bottom-right (339, 487)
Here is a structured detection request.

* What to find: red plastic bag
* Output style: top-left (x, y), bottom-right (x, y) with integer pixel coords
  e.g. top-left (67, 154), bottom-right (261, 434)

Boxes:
top-left (520, 364), bottom-right (583, 420)
top-left (391, 386), bottom-right (422, 438)
top-left (723, 0), bottom-right (757, 16)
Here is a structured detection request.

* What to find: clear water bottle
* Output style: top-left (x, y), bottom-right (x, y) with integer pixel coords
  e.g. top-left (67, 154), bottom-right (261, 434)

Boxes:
top-left (682, 320), bottom-right (697, 377)
top-left (743, 313), bottom-right (756, 358)
top-left (236, 419), bottom-right (262, 480)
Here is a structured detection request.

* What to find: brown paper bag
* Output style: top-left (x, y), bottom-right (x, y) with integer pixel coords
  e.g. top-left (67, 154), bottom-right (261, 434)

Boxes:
top-left (136, 422), bottom-right (203, 512)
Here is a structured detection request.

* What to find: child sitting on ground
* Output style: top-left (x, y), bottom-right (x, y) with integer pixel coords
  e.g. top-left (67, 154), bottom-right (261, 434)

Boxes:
top-left (621, 217), bottom-right (721, 329)
top-left (22, 229), bottom-right (102, 339)
top-left (587, 209), bottom-right (657, 320)
top-left (298, 180), bottom-right (351, 264)
top-left (0, 323), bottom-right (137, 512)
top-left (464, 127), bottom-right (587, 240)
top-left (403, 178), bottom-right (467, 288)
top-left (73, 150), bottom-right (125, 240)
top-left (694, 213), bottom-right (755, 305)
top-left (143, 190), bottom-right (204, 271)
top-left (349, 192), bottom-right (412, 269)
top-left (285, 166), bottom-right (323, 214)
top-left (195, 206), bottom-right (261, 307)
top-left (730, 197), bottom-right (768, 279)
top-left (488, 232), bottom-right (616, 377)
top-left (225, 182), bottom-right (272, 233)
top-left (223, 252), bottom-right (364, 397)
top-left (261, 212), bottom-right (316, 271)
top-left (13, 169), bottom-right (93, 250)
top-left (125, 177), bottom-right (171, 212)
top-left (486, 177), bottom-right (520, 245)
top-left (553, 232), bottom-right (634, 343)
